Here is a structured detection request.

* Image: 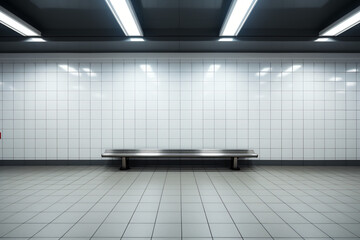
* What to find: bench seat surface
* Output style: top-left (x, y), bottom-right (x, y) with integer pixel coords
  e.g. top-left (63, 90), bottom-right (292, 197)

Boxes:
top-left (102, 149), bottom-right (258, 158)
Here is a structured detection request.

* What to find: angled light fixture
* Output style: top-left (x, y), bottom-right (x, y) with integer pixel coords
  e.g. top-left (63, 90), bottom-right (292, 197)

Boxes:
top-left (0, 5), bottom-right (40, 36)
top-left (220, 0), bottom-right (257, 36)
top-left (320, 5), bottom-right (360, 36)
top-left (105, 0), bottom-right (143, 36)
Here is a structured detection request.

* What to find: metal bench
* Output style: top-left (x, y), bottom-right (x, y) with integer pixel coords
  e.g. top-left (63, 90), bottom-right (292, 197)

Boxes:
top-left (101, 149), bottom-right (258, 170)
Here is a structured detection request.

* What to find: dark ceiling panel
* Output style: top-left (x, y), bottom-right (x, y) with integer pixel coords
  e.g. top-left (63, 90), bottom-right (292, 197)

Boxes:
top-left (0, 0), bottom-right (359, 52)
top-left (241, 0), bottom-right (359, 37)
top-left (341, 23), bottom-right (360, 37)
top-left (0, 24), bottom-right (21, 37)
top-left (0, 0), bottom-right (125, 36)
top-left (131, 0), bottom-right (231, 37)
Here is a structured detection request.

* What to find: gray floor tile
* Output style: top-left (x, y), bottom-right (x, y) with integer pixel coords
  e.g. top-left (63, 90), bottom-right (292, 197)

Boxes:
top-left (230, 212), bottom-right (259, 223)
top-left (323, 212), bottom-right (359, 224)
top-left (203, 203), bottom-right (227, 212)
top-left (341, 223), bottom-right (360, 237)
top-left (268, 203), bottom-right (294, 212)
top-left (92, 223), bottom-right (127, 237)
top-left (153, 223), bottom-right (181, 237)
top-left (254, 212), bottom-right (285, 223)
top-left (263, 223), bottom-right (301, 238)
top-left (52, 212), bottom-right (85, 223)
top-left (136, 203), bottom-right (159, 211)
top-left (278, 212), bottom-right (309, 223)
top-left (182, 224), bottom-right (211, 238)
top-left (0, 212), bottom-right (14, 222)
top-left (0, 224), bottom-right (20, 237)
top-left (63, 223), bottom-right (100, 238)
top-left (315, 224), bottom-right (357, 238)
top-left (90, 203), bottom-right (116, 211)
top-left (159, 203), bottom-right (181, 211)
top-left (290, 224), bottom-right (329, 238)
top-left (202, 195), bottom-right (222, 203)
top-left (182, 195), bottom-right (201, 203)
top-left (246, 203), bottom-right (272, 212)
top-left (182, 203), bottom-right (204, 212)
top-left (104, 211), bottom-right (133, 223)
top-left (78, 211), bottom-right (108, 223)
top-left (131, 211), bottom-right (157, 223)
top-left (156, 211), bottom-right (181, 223)
top-left (34, 223), bottom-right (73, 237)
top-left (224, 203), bottom-right (249, 212)
top-left (209, 223), bottom-right (241, 238)
top-left (123, 223), bottom-right (154, 237)
top-left (236, 223), bottom-right (271, 237)
top-left (4, 223), bottom-right (46, 238)
top-left (0, 166), bottom-right (360, 240)
top-left (300, 212), bottom-right (333, 223)
top-left (182, 212), bottom-right (207, 223)
top-left (113, 202), bottom-right (138, 211)
top-left (207, 212), bottom-right (233, 223)
top-left (161, 195), bottom-right (181, 203)
top-left (1, 212), bottom-right (38, 223)
top-left (27, 212), bottom-right (62, 223)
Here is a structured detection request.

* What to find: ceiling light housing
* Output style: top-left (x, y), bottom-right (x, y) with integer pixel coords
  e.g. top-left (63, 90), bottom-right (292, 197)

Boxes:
top-left (0, 5), bottom-right (40, 36)
top-left (320, 5), bottom-right (360, 36)
top-left (220, 0), bottom-right (258, 36)
top-left (105, 0), bottom-right (143, 36)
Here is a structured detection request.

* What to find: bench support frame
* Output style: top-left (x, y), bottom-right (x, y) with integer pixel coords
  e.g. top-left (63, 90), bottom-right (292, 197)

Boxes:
top-left (120, 157), bottom-right (128, 170)
top-left (118, 156), bottom-right (241, 170)
top-left (231, 157), bottom-right (240, 170)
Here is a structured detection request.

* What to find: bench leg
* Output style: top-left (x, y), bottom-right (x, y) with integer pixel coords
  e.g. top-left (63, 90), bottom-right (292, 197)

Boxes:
top-left (231, 157), bottom-right (240, 170)
top-left (120, 157), bottom-right (128, 170)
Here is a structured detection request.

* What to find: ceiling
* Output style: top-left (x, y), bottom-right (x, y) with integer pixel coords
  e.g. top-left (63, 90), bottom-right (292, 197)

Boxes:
top-left (0, 0), bottom-right (359, 52)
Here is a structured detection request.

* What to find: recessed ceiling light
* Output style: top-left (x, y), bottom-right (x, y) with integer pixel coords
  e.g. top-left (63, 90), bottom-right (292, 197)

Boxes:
top-left (128, 37), bottom-right (145, 42)
top-left (218, 38), bottom-right (235, 42)
top-left (26, 37), bottom-right (46, 42)
top-left (220, 0), bottom-right (258, 36)
top-left (320, 5), bottom-right (360, 36)
top-left (105, 0), bottom-right (143, 36)
top-left (314, 37), bottom-right (334, 42)
top-left (0, 6), bottom-right (41, 36)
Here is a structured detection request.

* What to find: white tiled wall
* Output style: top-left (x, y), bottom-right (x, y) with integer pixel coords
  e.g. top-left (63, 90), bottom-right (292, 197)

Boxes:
top-left (0, 55), bottom-right (360, 161)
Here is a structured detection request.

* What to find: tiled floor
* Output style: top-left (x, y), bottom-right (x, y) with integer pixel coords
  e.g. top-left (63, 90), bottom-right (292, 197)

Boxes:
top-left (0, 166), bottom-right (359, 240)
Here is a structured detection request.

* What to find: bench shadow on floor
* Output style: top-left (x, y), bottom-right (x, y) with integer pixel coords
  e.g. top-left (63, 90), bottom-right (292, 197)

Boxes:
top-left (104, 160), bottom-right (256, 172)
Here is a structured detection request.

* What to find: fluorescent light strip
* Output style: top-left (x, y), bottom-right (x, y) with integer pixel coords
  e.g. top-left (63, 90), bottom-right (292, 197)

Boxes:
top-left (0, 6), bottom-right (40, 36)
top-left (105, 0), bottom-right (143, 36)
top-left (320, 5), bottom-right (360, 36)
top-left (220, 0), bottom-right (257, 36)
